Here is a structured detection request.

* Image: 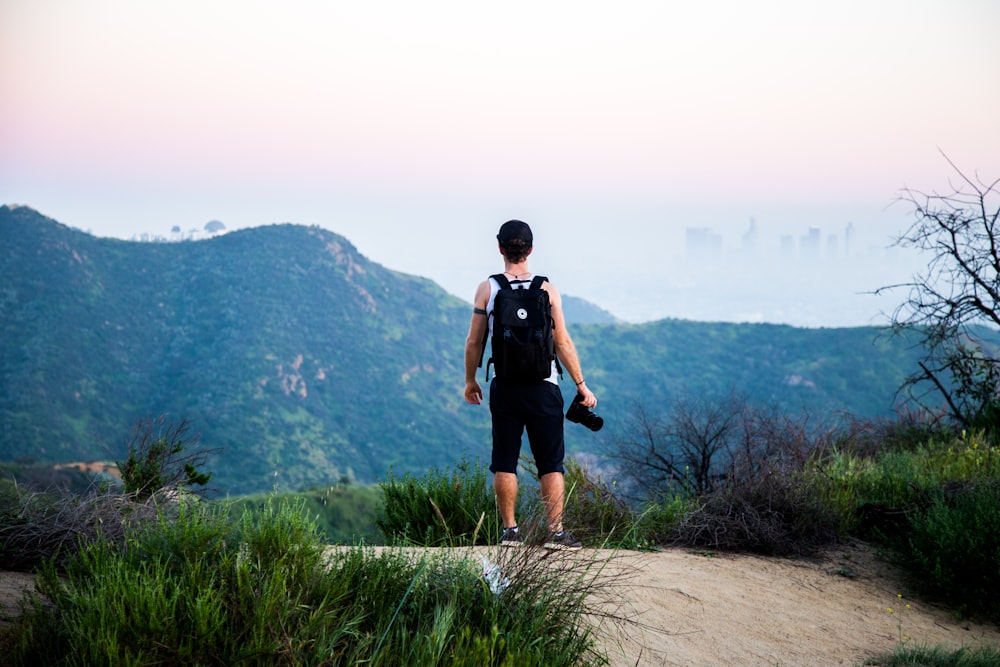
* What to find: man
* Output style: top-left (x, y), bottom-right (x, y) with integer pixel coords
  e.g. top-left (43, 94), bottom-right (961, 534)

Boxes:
top-left (463, 219), bottom-right (598, 549)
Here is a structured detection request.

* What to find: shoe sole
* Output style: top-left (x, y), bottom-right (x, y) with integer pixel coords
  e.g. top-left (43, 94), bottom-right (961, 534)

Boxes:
top-left (543, 542), bottom-right (582, 551)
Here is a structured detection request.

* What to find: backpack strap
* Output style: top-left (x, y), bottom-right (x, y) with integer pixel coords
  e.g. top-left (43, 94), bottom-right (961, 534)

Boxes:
top-left (491, 273), bottom-right (512, 290)
top-left (530, 275), bottom-right (562, 378)
top-left (477, 274), bottom-right (508, 371)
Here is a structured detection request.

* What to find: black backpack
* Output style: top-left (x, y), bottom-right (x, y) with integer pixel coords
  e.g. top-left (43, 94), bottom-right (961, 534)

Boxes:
top-left (480, 274), bottom-right (560, 382)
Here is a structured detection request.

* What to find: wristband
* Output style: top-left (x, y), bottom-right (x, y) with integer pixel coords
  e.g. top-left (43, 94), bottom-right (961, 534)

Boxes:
top-left (575, 379), bottom-right (585, 386)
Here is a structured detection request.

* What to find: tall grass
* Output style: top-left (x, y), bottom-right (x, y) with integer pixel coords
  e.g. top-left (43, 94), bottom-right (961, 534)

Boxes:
top-left (866, 644), bottom-right (1000, 667)
top-left (2, 495), bottom-right (613, 665)
top-left (375, 455), bottom-right (660, 550)
top-left (376, 457), bottom-right (514, 547)
top-left (227, 483), bottom-right (384, 544)
top-left (561, 458), bottom-right (635, 548)
top-left (808, 430), bottom-right (1000, 533)
top-left (903, 480), bottom-right (1000, 619)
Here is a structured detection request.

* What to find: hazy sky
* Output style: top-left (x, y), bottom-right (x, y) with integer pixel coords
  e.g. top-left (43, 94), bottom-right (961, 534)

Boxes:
top-left (2, 1), bottom-right (998, 325)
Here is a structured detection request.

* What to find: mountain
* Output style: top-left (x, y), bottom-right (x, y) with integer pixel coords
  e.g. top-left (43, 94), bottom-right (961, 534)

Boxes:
top-left (561, 295), bottom-right (618, 324)
top-left (1, 205), bottom-right (486, 493)
top-left (0, 206), bottom-right (927, 494)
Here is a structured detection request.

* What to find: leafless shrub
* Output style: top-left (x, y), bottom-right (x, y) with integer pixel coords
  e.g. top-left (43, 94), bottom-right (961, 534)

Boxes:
top-left (610, 391), bottom-right (747, 501)
top-left (0, 484), bottom-right (164, 572)
top-left (670, 466), bottom-right (840, 556)
top-left (670, 407), bottom-right (843, 556)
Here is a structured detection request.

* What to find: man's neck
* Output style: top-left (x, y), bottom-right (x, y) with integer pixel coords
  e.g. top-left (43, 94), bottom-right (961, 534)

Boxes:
top-left (502, 262), bottom-right (531, 280)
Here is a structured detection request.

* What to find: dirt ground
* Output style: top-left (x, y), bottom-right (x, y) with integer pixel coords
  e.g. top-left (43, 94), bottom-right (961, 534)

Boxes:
top-left (591, 541), bottom-right (999, 667)
top-left (2, 541), bottom-right (997, 666)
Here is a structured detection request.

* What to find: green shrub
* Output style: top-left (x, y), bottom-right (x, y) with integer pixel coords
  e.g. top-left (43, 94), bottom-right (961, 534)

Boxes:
top-left (919, 431), bottom-right (1000, 479)
top-left (900, 480), bottom-right (1000, 620)
top-left (228, 483), bottom-right (385, 545)
top-left (376, 458), bottom-right (507, 546)
top-left (809, 431), bottom-right (1000, 537)
top-left (867, 643), bottom-right (1000, 666)
top-left (807, 448), bottom-right (923, 537)
top-left (561, 458), bottom-right (635, 548)
top-left (116, 416), bottom-right (213, 499)
top-left (630, 495), bottom-right (688, 548)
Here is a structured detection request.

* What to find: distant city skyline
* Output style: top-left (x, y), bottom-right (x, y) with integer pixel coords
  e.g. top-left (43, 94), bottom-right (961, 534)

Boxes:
top-left (688, 218), bottom-right (892, 264)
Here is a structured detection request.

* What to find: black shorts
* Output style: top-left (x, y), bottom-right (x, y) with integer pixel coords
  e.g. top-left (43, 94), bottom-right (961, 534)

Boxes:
top-left (489, 379), bottom-right (565, 477)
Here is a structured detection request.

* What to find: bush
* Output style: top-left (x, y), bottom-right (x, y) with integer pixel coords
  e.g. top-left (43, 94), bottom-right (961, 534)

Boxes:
top-left (630, 495), bottom-right (688, 548)
top-left (867, 643), bottom-right (1000, 666)
top-left (672, 463), bottom-right (841, 556)
top-left (115, 416), bottom-right (214, 500)
top-left (227, 483), bottom-right (385, 545)
top-left (561, 458), bottom-right (635, 548)
top-left (807, 448), bottom-right (923, 538)
top-left (0, 485), bottom-right (161, 572)
top-left (809, 430), bottom-right (1000, 538)
top-left (376, 458), bottom-right (506, 546)
top-left (0, 416), bottom-right (216, 573)
top-left (900, 480), bottom-right (1000, 620)
top-left (837, 409), bottom-right (955, 459)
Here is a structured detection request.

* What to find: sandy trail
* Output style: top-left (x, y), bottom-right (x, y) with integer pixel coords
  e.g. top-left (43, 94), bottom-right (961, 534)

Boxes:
top-left (592, 541), bottom-right (998, 666)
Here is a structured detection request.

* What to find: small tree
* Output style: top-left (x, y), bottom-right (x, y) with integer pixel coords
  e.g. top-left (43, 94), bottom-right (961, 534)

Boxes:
top-left (204, 219), bottom-right (226, 234)
top-left (116, 416), bottom-right (214, 499)
top-left (878, 155), bottom-right (1000, 428)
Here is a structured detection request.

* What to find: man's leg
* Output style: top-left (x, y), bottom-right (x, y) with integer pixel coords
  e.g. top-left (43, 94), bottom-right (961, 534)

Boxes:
top-left (494, 471), bottom-right (518, 528)
top-left (539, 471), bottom-right (565, 533)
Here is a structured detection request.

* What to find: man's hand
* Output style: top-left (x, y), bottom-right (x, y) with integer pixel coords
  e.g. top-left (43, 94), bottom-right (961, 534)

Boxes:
top-left (575, 381), bottom-right (597, 408)
top-left (465, 380), bottom-right (484, 405)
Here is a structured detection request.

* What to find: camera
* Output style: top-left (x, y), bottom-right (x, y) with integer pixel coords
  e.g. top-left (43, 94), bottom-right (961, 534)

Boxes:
top-left (565, 393), bottom-right (603, 432)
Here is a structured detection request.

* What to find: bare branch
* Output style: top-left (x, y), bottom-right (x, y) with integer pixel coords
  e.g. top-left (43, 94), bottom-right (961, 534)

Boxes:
top-left (882, 159), bottom-right (1000, 424)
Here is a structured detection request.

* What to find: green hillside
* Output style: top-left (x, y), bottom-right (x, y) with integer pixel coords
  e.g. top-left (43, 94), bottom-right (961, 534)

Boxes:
top-left (577, 319), bottom-right (919, 418)
top-left (0, 205), bottom-right (926, 494)
top-left (0, 205), bottom-right (485, 493)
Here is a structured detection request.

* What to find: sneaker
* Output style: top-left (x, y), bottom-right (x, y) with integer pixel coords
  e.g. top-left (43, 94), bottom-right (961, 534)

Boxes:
top-left (544, 529), bottom-right (582, 551)
top-left (500, 526), bottom-right (522, 547)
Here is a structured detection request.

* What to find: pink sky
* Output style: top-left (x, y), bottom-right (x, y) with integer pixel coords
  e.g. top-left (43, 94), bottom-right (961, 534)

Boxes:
top-left (2, 0), bottom-right (998, 324)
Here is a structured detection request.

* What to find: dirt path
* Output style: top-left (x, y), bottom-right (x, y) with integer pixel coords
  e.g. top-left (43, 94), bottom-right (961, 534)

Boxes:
top-left (595, 541), bottom-right (999, 666)
top-left (0, 570), bottom-right (35, 628)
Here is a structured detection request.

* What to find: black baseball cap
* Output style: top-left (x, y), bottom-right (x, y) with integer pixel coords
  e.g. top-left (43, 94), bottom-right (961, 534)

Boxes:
top-left (497, 220), bottom-right (533, 247)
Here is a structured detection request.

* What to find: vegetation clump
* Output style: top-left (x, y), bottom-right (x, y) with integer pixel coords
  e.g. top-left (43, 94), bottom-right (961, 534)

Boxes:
top-left (116, 416), bottom-right (214, 500)
top-left (1, 496), bottom-right (611, 666)
top-left (2, 423), bottom-right (615, 665)
top-left (376, 457), bottom-right (502, 547)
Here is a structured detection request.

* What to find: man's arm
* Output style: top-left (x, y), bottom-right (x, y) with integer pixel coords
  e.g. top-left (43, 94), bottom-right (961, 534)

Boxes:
top-left (463, 280), bottom-right (491, 405)
top-left (544, 281), bottom-right (597, 408)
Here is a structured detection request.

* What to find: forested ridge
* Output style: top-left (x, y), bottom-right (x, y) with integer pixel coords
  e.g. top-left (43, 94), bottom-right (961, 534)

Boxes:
top-left (1, 205), bottom-right (925, 493)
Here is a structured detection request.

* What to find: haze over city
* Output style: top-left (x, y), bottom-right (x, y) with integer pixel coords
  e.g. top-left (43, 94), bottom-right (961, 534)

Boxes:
top-left (2, 1), bottom-right (997, 326)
